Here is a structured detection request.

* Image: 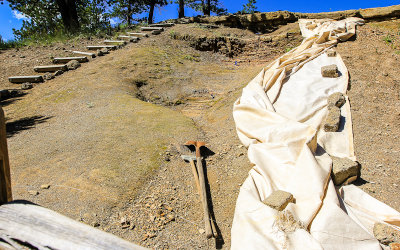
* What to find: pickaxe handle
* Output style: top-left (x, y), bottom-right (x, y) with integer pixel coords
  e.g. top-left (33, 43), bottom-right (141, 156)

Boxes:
top-left (189, 159), bottom-right (218, 238)
top-left (197, 156), bottom-right (213, 239)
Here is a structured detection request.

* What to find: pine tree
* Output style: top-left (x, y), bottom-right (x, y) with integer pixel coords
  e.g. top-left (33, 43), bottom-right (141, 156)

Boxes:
top-left (242, 0), bottom-right (257, 14)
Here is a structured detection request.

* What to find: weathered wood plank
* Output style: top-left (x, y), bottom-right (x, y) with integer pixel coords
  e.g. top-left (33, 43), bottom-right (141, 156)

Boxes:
top-left (52, 57), bottom-right (88, 64)
top-left (0, 108), bottom-right (11, 204)
top-left (87, 45), bottom-right (117, 50)
top-left (70, 50), bottom-right (96, 58)
top-left (128, 33), bottom-right (149, 37)
top-left (152, 30), bottom-right (163, 35)
top-left (0, 201), bottom-right (146, 249)
top-left (104, 40), bottom-right (126, 45)
top-left (34, 65), bottom-right (68, 72)
top-left (118, 36), bottom-right (139, 42)
top-left (148, 23), bottom-right (174, 27)
top-left (8, 76), bottom-right (43, 83)
top-left (140, 27), bottom-right (164, 31)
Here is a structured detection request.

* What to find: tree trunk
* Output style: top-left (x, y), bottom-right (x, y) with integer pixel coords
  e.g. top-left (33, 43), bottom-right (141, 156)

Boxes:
top-left (55, 0), bottom-right (80, 32)
top-left (205, 0), bottom-right (210, 16)
top-left (148, 1), bottom-right (155, 24)
top-left (201, 0), bottom-right (206, 15)
top-left (178, 0), bottom-right (184, 18)
top-left (127, 0), bottom-right (132, 26)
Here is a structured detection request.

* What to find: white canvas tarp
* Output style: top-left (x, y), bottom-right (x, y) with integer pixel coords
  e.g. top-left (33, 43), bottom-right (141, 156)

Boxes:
top-left (231, 18), bottom-right (400, 249)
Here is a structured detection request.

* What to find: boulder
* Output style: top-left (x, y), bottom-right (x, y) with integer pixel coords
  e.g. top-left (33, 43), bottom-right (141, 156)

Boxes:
top-left (66, 60), bottom-right (81, 70)
top-left (373, 222), bottom-right (400, 246)
top-left (21, 83), bottom-right (33, 90)
top-left (43, 73), bottom-right (55, 81)
top-left (263, 190), bottom-right (294, 211)
top-left (54, 70), bottom-right (64, 76)
top-left (328, 92), bottom-right (346, 108)
top-left (321, 64), bottom-right (339, 78)
top-left (331, 156), bottom-right (360, 185)
top-left (326, 49), bottom-right (337, 57)
top-left (324, 105), bottom-right (341, 132)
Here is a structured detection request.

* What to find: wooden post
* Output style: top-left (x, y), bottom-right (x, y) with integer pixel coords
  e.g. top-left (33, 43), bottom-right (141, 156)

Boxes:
top-left (0, 107), bottom-right (11, 204)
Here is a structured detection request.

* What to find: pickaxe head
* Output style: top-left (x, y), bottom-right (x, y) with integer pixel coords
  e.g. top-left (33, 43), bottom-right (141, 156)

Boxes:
top-left (181, 154), bottom-right (197, 162)
top-left (185, 141), bottom-right (206, 157)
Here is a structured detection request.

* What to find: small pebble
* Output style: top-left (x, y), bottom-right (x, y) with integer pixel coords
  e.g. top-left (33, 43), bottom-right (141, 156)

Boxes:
top-left (40, 184), bottom-right (50, 189)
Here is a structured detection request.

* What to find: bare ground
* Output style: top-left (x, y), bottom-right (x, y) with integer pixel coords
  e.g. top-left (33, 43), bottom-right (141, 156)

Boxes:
top-left (0, 20), bottom-right (399, 249)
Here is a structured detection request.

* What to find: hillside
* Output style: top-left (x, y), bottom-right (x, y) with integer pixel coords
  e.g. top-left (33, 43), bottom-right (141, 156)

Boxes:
top-left (0, 6), bottom-right (399, 249)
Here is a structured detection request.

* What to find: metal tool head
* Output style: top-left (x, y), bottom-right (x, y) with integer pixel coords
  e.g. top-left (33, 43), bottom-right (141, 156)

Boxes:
top-left (181, 154), bottom-right (197, 162)
top-left (185, 141), bottom-right (206, 157)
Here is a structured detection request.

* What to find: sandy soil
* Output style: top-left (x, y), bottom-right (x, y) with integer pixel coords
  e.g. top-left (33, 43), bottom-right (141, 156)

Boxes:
top-left (0, 19), bottom-right (399, 249)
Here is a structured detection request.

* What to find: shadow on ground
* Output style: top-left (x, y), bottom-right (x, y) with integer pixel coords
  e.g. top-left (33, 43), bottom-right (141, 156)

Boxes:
top-left (6, 116), bottom-right (52, 138)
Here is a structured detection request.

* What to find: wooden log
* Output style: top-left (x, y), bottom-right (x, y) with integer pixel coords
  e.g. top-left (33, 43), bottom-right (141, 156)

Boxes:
top-left (87, 45), bottom-right (117, 50)
top-left (34, 65), bottom-right (68, 73)
top-left (118, 36), bottom-right (139, 42)
top-left (128, 33), bottom-right (148, 37)
top-left (0, 108), bottom-right (11, 204)
top-left (152, 30), bottom-right (162, 35)
top-left (70, 51), bottom-right (96, 58)
top-left (104, 40), bottom-right (126, 45)
top-left (0, 201), bottom-right (146, 249)
top-left (140, 27), bottom-right (164, 31)
top-left (52, 57), bottom-right (88, 64)
top-left (8, 76), bottom-right (43, 84)
top-left (149, 23), bottom-right (174, 27)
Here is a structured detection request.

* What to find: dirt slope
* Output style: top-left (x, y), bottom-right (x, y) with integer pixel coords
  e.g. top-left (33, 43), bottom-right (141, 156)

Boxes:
top-left (0, 19), bottom-right (399, 249)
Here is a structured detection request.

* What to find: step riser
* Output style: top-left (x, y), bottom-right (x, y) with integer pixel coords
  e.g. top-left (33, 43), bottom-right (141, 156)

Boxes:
top-left (87, 46), bottom-right (117, 50)
top-left (9, 76), bottom-right (44, 83)
top-left (34, 65), bottom-right (68, 72)
top-left (71, 51), bottom-right (96, 58)
top-left (141, 27), bottom-right (164, 31)
top-left (128, 33), bottom-right (148, 37)
top-left (53, 57), bottom-right (88, 64)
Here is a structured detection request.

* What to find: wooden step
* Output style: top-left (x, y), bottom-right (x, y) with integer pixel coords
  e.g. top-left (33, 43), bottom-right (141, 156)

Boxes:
top-left (141, 27), bottom-right (164, 31)
top-left (104, 40), bottom-right (126, 45)
top-left (9, 76), bottom-right (43, 83)
top-left (117, 36), bottom-right (139, 42)
top-left (70, 51), bottom-right (96, 58)
top-left (152, 30), bottom-right (163, 35)
top-left (149, 23), bottom-right (174, 27)
top-left (128, 32), bottom-right (148, 37)
top-left (87, 45), bottom-right (117, 50)
top-left (52, 57), bottom-right (88, 64)
top-left (34, 65), bottom-right (68, 73)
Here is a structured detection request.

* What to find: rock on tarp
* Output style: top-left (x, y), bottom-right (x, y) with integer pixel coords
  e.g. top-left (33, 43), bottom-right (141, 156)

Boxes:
top-left (231, 17), bottom-right (400, 249)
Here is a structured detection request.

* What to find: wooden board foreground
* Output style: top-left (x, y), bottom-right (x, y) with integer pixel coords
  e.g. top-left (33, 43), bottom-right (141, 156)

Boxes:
top-left (0, 202), bottom-right (146, 249)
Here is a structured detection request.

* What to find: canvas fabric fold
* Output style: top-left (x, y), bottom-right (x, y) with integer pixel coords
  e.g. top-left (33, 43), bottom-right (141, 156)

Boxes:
top-left (231, 18), bottom-right (400, 249)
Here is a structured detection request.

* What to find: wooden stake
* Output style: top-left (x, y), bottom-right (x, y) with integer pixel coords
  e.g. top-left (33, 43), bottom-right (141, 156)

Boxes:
top-left (0, 108), bottom-right (12, 204)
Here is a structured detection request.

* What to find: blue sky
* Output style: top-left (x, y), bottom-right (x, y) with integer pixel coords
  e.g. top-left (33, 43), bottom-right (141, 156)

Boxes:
top-left (1, 0), bottom-right (399, 41)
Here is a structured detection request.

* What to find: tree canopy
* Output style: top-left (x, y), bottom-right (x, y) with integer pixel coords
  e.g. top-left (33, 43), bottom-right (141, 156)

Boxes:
top-left (7, 0), bottom-right (230, 39)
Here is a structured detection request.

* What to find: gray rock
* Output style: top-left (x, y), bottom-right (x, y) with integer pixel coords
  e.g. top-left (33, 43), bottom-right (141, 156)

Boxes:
top-left (373, 222), bottom-right (400, 245)
top-left (97, 48), bottom-right (109, 56)
top-left (21, 83), bottom-right (33, 90)
top-left (328, 92), bottom-right (346, 108)
top-left (326, 49), bottom-right (336, 57)
top-left (263, 190), bottom-right (294, 211)
top-left (54, 70), bottom-right (64, 76)
top-left (324, 105), bottom-right (341, 132)
top-left (66, 60), bottom-right (80, 70)
top-left (331, 156), bottom-right (360, 185)
top-left (43, 73), bottom-right (55, 81)
top-left (321, 64), bottom-right (339, 78)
